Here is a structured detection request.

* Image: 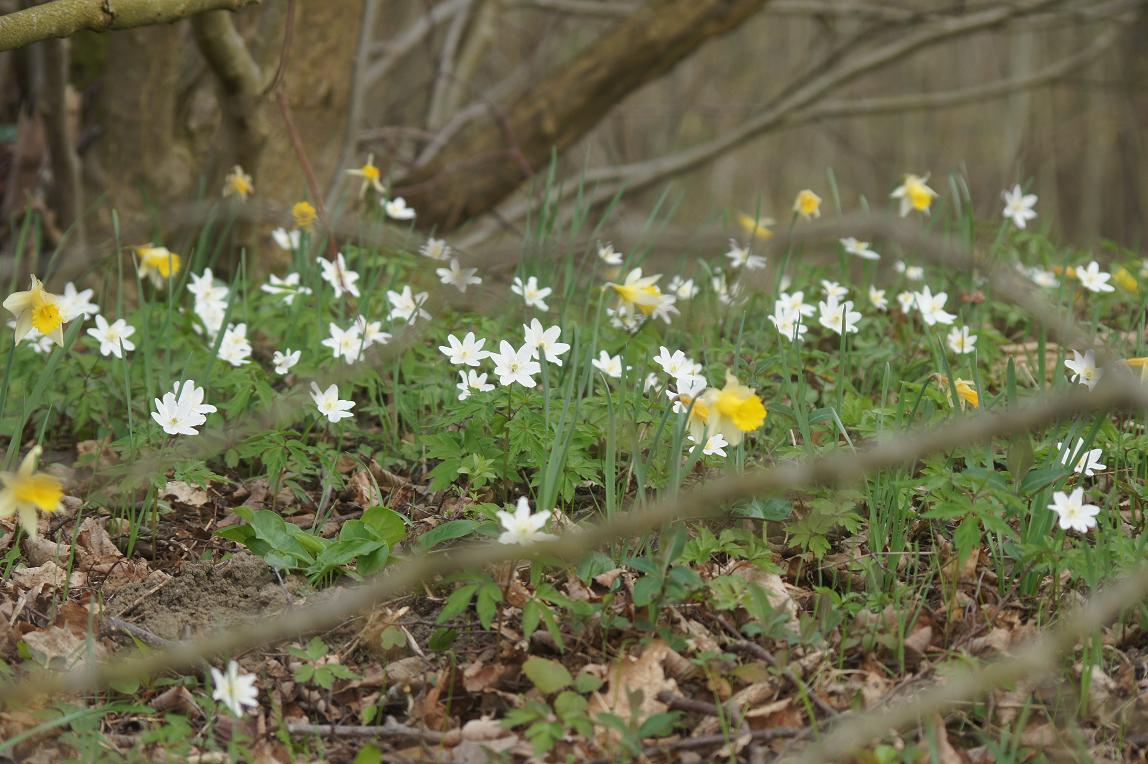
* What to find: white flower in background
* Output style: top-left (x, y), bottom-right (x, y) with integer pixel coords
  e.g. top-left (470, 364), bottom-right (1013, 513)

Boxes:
top-left (840, 237), bottom-right (879, 261)
top-left (643, 372), bottom-right (660, 393)
top-left (890, 173), bottom-right (937, 217)
top-left (905, 265), bottom-right (925, 281)
top-left (711, 273), bottom-right (742, 306)
top-left (652, 347), bottom-right (693, 378)
top-left (387, 285), bottom-right (431, 324)
top-left (1047, 487), bottom-right (1100, 534)
top-left (724, 239), bottom-right (766, 270)
top-left (869, 286), bottom-right (888, 311)
top-left (896, 290), bottom-right (916, 313)
top-left (354, 315), bottom-right (391, 348)
top-left (272, 348), bottom-right (300, 375)
top-left (689, 432), bottom-right (728, 458)
top-left (211, 660), bottom-right (259, 717)
top-left (496, 497), bottom-right (557, 545)
top-left (318, 252), bottom-right (361, 299)
top-left (1064, 349), bottom-right (1102, 390)
top-left (818, 299), bottom-right (861, 335)
top-left (187, 269), bottom-right (229, 307)
top-left (57, 282), bottom-right (100, 322)
top-left (420, 237), bottom-right (452, 261)
top-left (668, 374), bottom-right (707, 414)
top-left (776, 291), bottom-right (815, 318)
top-left (439, 332), bottom-right (488, 367)
top-left (436, 258), bottom-right (482, 293)
top-left (151, 380), bottom-right (215, 436)
top-left (592, 350), bottom-right (623, 378)
top-left (1002, 184), bottom-right (1038, 229)
top-left (310, 382), bottom-right (355, 424)
top-left (523, 318), bottom-right (570, 366)
top-left (946, 326), bottom-right (977, 355)
top-left (261, 272), bottom-right (311, 305)
top-left (1026, 266), bottom-right (1058, 288)
top-left (1057, 438), bottom-right (1105, 477)
top-left (456, 369), bottom-right (494, 401)
top-left (383, 196), bottom-right (416, 220)
top-left (193, 299), bottom-right (227, 341)
top-left (821, 280), bottom-right (848, 302)
top-left (489, 340), bottom-right (541, 388)
top-left (1075, 261), bottom-right (1114, 294)
top-left (217, 323), bottom-right (252, 366)
top-left (606, 305), bottom-right (644, 332)
top-left (271, 227), bottom-right (301, 252)
top-left (321, 322), bottom-right (364, 364)
top-left (667, 276), bottom-right (698, 300)
top-left (86, 315), bottom-right (136, 358)
top-left (511, 276), bottom-right (552, 312)
top-left (913, 286), bottom-right (955, 326)
top-left (769, 305), bottom-right (807, 342)
top-left (597, 243), bottom-right (623, 266)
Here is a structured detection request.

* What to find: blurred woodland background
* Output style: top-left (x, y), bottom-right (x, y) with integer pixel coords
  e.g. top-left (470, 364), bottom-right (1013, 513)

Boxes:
top-left (0, 0), bottom-right (1144, 272)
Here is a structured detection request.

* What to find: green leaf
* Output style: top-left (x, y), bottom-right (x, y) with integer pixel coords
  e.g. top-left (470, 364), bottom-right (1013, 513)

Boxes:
top-left (1007, 434), bottom-right (1034, 482)
top-left (953, 516), bottom-right (981, 563)
top-left (437, 584), bottom-right (478, 623)
top-left (412, 520), bottom-right (479, 554)
top-left (523, 657), bottom-right (573, 694)
top-left (475, 582), bottom-right (503, 630)
top-left (632, 576), bottom-right (662, 607)
top-left (573, 672), bottom-right (603, 694)
top-left (553, 690), bottom-right (588, 720)
top-left (427, 628), bottom-right (458, 651)
top-left (361, 506), bottom-right (408, 546)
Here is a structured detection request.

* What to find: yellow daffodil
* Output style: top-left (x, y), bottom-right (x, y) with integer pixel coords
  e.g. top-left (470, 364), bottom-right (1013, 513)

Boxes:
top-left (891, 174), bottom-right (937, 217)
top-left (292, 201), bottom-right (318, 230)
top-left (1113, 267), bottom-right (1138, 293)
top-left (223, 165), bottom-right (253, 199)
top-left (793, 189), bottom-right (822, 220)
top-left (605, 268), bottom-right (668, 316)
top-left (136, 245), bottom-right (182, 287)
top-left (736, 211), bottom-right (774, 240)
top-left (935, 374), bottom-right (979, 410)
top-left (346, 153), bottom-right (386, 198)
top-left (1125, 357), bottom-right (1148, 382)
top-left (0, 446), bottom-right (63, 537)
top-left (3, 275), bottom-right (66, 345)
top-left (690, 373), bottom-right (767, 447)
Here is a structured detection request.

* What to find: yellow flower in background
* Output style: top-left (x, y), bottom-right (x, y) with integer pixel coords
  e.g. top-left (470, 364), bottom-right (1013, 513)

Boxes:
top-left (891, 174), bottom-right (937, 217)
top-left (0, 446), bottom-right (63, 538)
top-left (136, 245), bottom-right (181, 287)
top-left (1113, 267), bottom-right (1138, 293)
top-left (3, 275), bottom-right (66, 345)
top-left (690, 372), bottom-right (767, 447)
top-left (935, 374), bottom-right (979, 410)
top-left (736, 211), bottom-right (774, 240)
top-left (1125, 357), bottom-right (1148, 382)
top-left (605, 268), bottom-right (669, 316)
top-left (223, 165), bottom-right (253, 200)
top-left (292, 201), bottom-right (318, 230)
top-left (346, 153), bottom-right (386, 198)
top-left (793, 189), bottom-right (822, 220)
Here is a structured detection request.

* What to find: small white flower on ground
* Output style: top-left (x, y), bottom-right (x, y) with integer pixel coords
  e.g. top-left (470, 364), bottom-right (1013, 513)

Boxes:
top-left (272, 348), bottom-right (300, 375)
top-left (217, 323), bottom-right (252, 366)
top-left (439, 332), bottom-right (488, 367)
top-left (322, 322), bottom-right (364, 364)
top-left (840, 237), bottom-right (880, 261)
top-left (869, 286), bottom-right (888, 311)
top-left (387, 285), bottom-right (431, 324)
top-left (318, 253), bottom-right (361, 299)
top-left (652, 346), bottom-right (693, 378)
top-left (523, 319), bottom-right (570, 366)
top-left (456, 370), bottom-right (494, 401)
top-left (87, 315), bottom-right (136, 358)
top-left (489, 340), bottom-right (541, 388)
top-left (643, 372), bottom-right (660, 393)
top-left (914, 286), bottom-right (955, 326)
top-left (1047, 487), bottom-right (1100, 534)
top-left (1057, 438), bottom-right (1105, 477)
top-left (905, 265), bottom-right (925, 281)
top-left (724, 239), bottom-right (766, 270)
top-left (668, 374), bottom-right (707, 413)
top-left (896, 290), bottom-right (916, 313)
top-left (420, 237), bottom-right (451, 261)
top-left (1002, 184), bottom-right (1038, 229)
top-left (1075, 261), bottom-right (1114, 293)
top-left (689, 432), bottom-right (728, 457)
top-left (592, 350), bottom-right (623, 378)
top-left (818, 299), bottom-right (861, 335)
top-left (211, 661), bottom-right (259, 717)
top-left (355, 315), bottom-right (391, 348)
top-left (383, 196), bottom-right (416, 220)
top-left (151, 380), bottom-right (216, 436)
top-left (597, 243), bottom-right (623, 266)
top-left (271, 227), bottom-right (301, 251)
top-left (668, 276), bottom-right (698, 300)
top-left (436, 258), bottom-right (482, 293)
top-left (947, 326), bottom-right (977, 355)
top-left (1026, 266), bottom-right (1058, 288)
top-left (188, 269), bottom-right (228, 307)
top-left (497, 497), bottom-right (558, 545)
top-left (821, 280), bottom-right (848, 302)
top-left (57, 282), bottom-right (100, 322)
top-left (1064, 350), bottom-right (1102, 390)
top-left (510, 276), bottom-right (552, 311)
top-left (777, 291), bottom-right (815, 318)
top-left (310, 382), bottom-right (355, 423)
top-left (261, 272), bottom-right (311, 305)
top-left (769, 306), bottom-right (807, 342)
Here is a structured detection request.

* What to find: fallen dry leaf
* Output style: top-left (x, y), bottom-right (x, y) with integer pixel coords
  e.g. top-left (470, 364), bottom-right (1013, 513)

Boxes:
top-left (589, 640), bottom-right (679, 732)
top-left (161, 480), bottom-right (211, 507)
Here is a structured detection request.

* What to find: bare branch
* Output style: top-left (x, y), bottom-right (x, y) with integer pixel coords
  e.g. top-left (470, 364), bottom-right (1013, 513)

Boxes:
top-left (363, 0), bottom-right (472, 86)
top-left (191, 8), bottom-right (267, 162)
top-left (0, 0), bottom-right (262, 52)
top-left (327, 0), bottom-right (381, 207)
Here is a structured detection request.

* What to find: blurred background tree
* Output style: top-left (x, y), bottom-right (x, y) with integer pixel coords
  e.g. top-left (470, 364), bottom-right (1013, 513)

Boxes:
top-left (0, 0), bottom-right (1144, 271)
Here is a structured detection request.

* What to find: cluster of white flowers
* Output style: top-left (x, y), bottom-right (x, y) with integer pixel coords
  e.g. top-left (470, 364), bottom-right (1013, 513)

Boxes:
top-left (151, 380), bottom-right (217, 436)
top-left (437, 320), bottom-right (574, 399)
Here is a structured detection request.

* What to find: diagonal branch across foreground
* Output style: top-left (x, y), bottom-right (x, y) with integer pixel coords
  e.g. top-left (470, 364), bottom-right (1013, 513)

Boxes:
top-left (1, 375), bottom-right (1146, 710)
